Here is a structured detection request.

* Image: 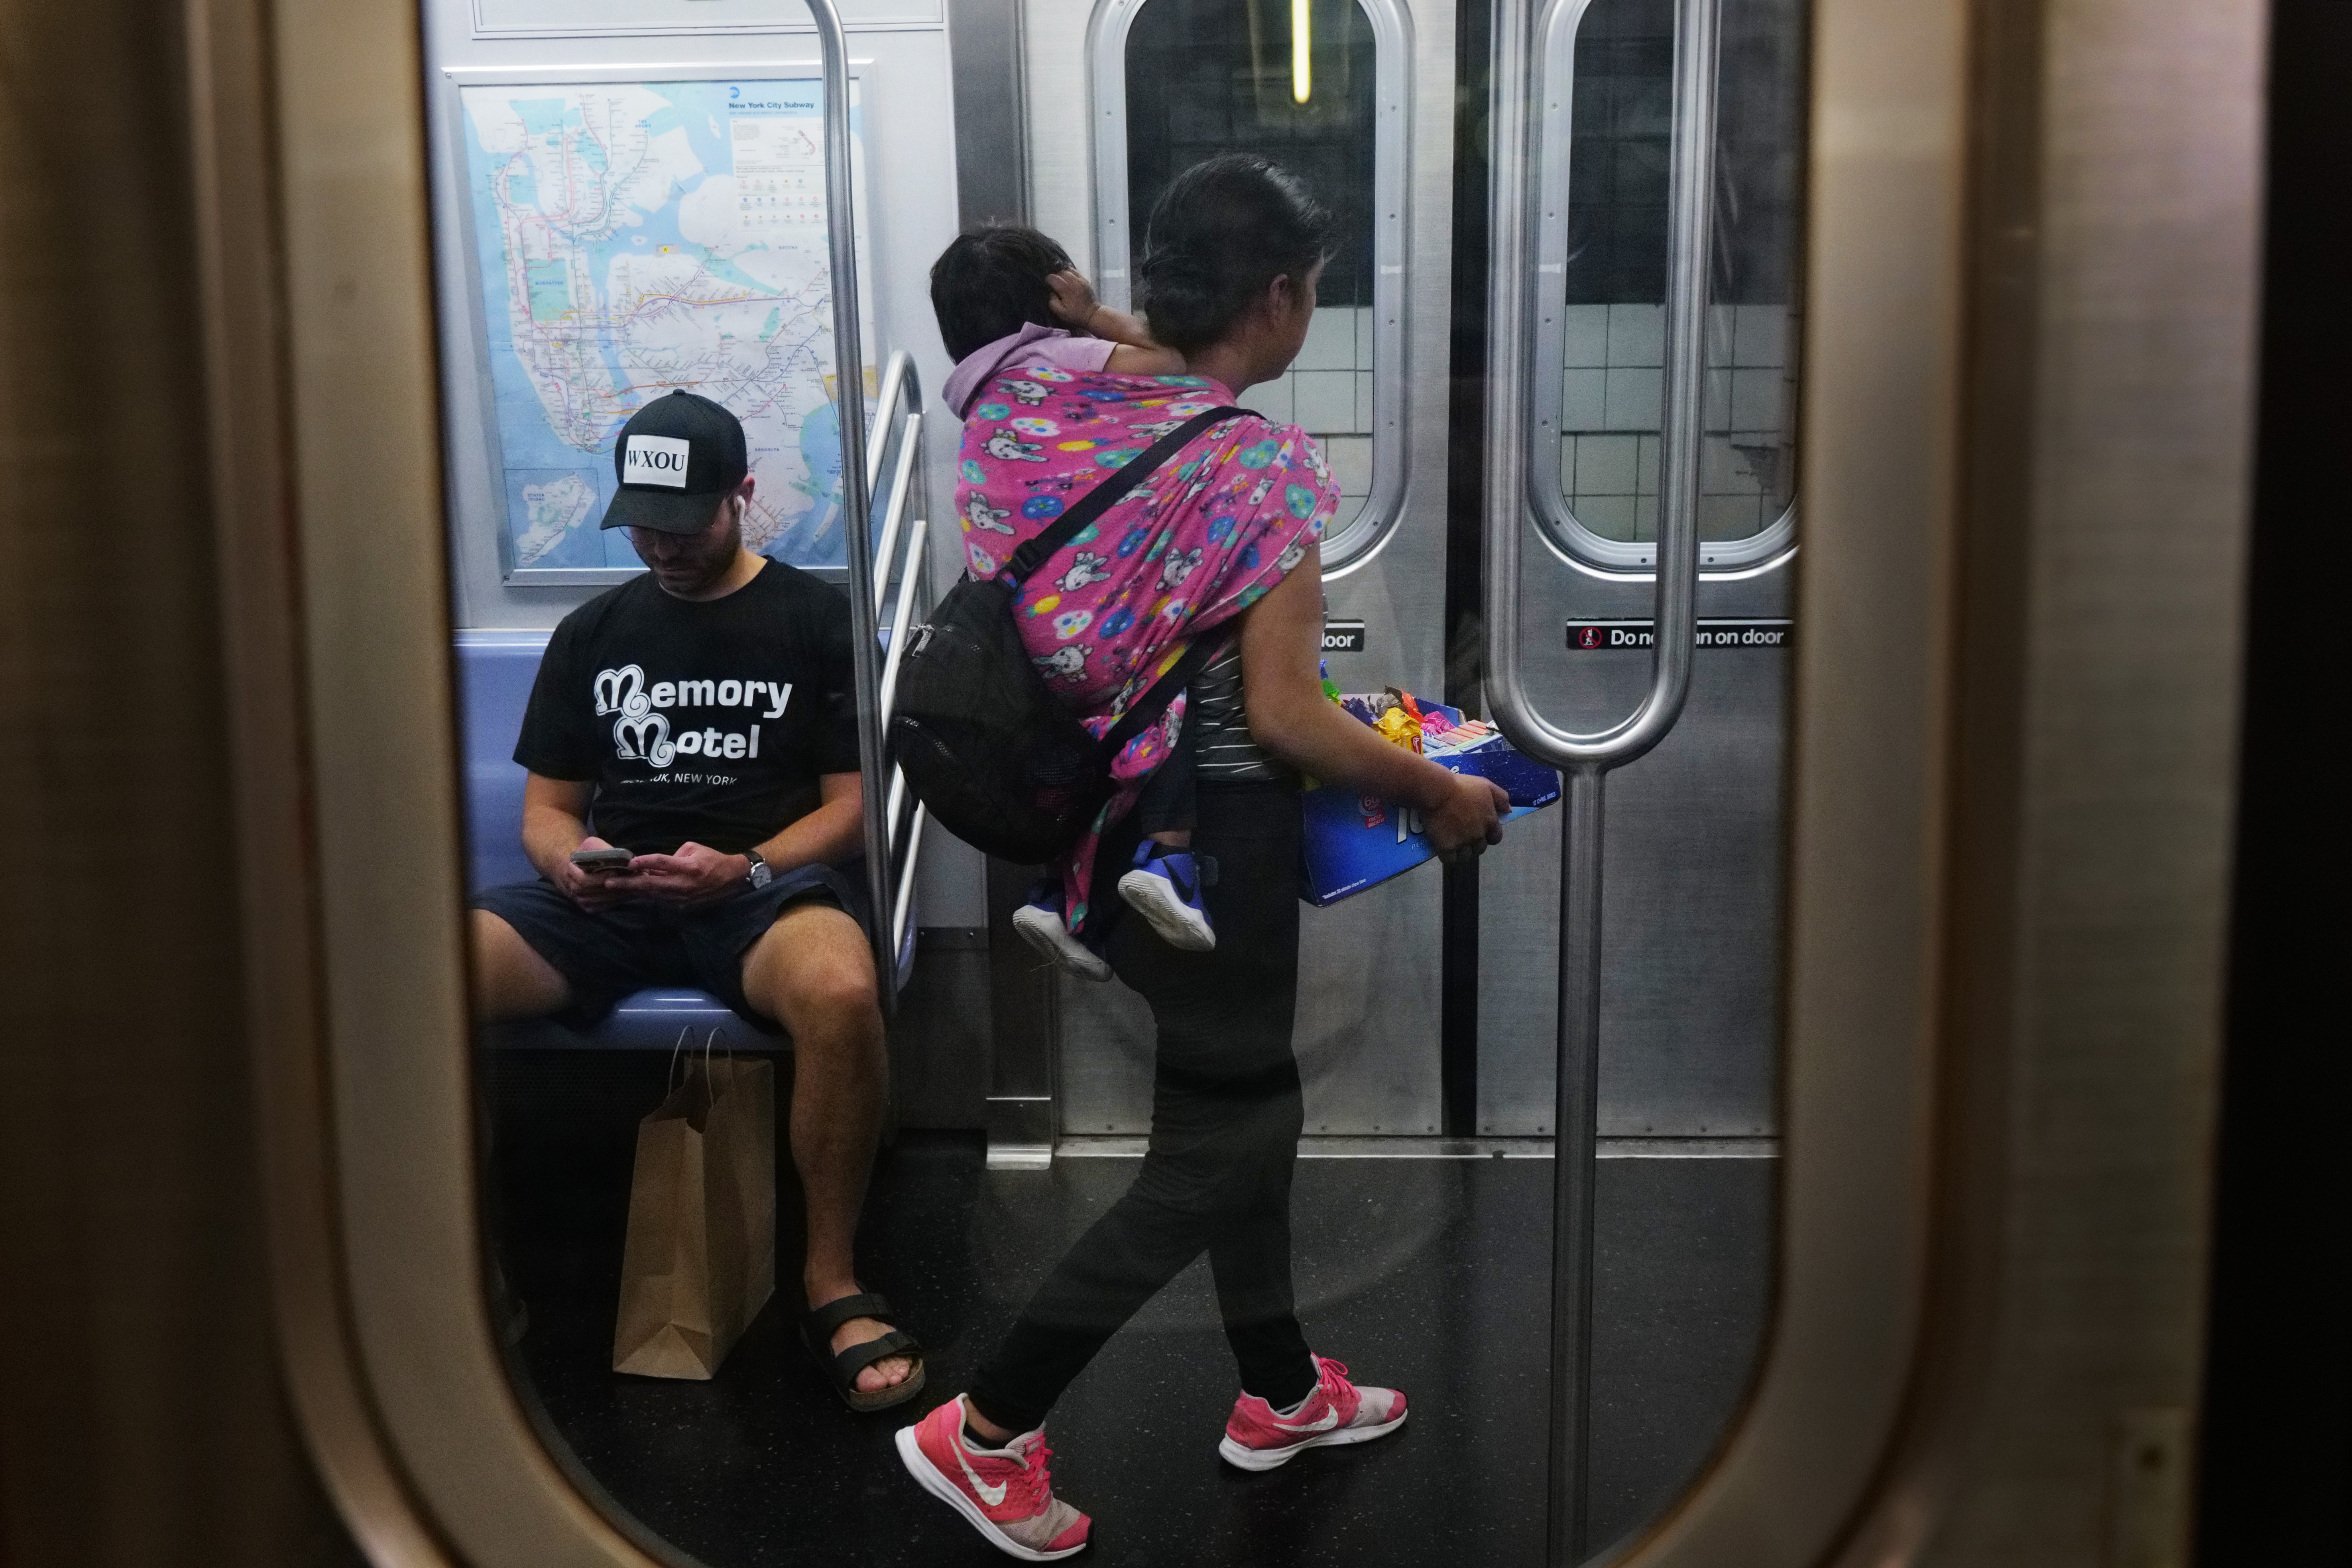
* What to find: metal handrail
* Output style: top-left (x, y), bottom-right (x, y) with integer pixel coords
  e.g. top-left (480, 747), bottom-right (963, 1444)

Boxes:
top-left (1482, 0), bottom-right (1721, 1556)
top-left (1488, 0), bottom-right (1709, 770)
top-left (883, 766), bottom-right (909, 855)
top-left (871, 397), bottom-right (930, 977)
top-left (891, 805), bottom-right (928, 960)
top-left (810, 0), bottom-right (896, 1008)
top-left (859, 349), bottom-right (935, 982)
top-left (869, 409), bottom-right (923, 614)
top-left (877, 516), bottom-right (929, 723)
top-left (867, 351), bottom-right (920, 495)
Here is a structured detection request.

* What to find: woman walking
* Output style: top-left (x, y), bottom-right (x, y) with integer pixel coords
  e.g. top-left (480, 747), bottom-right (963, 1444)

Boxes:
top-left (898, 156), bottom-right (1508, 1560)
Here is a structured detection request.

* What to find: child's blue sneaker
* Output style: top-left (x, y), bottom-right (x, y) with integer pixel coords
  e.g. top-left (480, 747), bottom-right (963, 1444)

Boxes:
top-left (1011, 884), bottom-right (1113, 981)
top-left (1117, 843), bottom-right (1216, 952)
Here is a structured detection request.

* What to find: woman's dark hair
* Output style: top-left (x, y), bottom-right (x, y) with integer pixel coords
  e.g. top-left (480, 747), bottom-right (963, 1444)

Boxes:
top-left (928, 224), bottom-right (1074, 362)
top-left (1135, 155), bottom-right (1335, 354)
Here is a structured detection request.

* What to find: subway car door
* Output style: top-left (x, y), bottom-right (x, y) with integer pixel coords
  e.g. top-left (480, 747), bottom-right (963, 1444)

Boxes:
top-left (976, 0), bottom-right (1795, 1178)
top-left (1475, 0), bottom-right (1803, 1531)
top-left (1477, 0), bottom-right (1797, 1156)
top-left (1008, 0), bottom-right (1463, 1143)
top-left (956, 0), bottom-right (1799, 1540)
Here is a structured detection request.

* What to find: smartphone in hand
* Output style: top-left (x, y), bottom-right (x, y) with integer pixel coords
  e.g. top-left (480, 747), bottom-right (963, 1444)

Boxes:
top-left (570, 847), bottom-right (633, 873)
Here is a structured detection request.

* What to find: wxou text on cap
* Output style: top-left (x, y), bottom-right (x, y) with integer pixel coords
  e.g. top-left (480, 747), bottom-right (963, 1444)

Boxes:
top-left (602, 390), bottom-right (751, 535)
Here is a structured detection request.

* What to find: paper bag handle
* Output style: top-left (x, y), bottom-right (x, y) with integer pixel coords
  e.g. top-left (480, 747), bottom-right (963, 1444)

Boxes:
top-left (665, 1026), bottom-right (736, 1095)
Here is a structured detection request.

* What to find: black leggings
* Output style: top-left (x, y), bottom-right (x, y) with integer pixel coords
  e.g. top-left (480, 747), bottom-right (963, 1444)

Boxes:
top-left (1131, 709), bottom-right (1197, 837)
top-left (969, 783), bottom-right (1319, 1431)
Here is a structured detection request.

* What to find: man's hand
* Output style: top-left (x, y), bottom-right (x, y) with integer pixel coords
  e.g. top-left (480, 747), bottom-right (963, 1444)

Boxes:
top-left (554, 835), bottom-right (639, 910)
top-left (1421, 772), bottom-right (1508, 865)
top-left (1047, 269), bottom-right (1102, 331)
top-left (626, 841), bottom-right (750, 906)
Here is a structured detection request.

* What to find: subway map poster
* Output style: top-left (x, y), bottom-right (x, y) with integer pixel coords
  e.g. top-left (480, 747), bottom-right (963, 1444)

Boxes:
top-left (460, 77), bottom-right (874, 574)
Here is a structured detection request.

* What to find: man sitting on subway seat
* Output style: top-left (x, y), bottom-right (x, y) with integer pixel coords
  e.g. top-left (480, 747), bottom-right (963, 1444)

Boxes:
top-left (470, 389), bottom-right (923, 1410)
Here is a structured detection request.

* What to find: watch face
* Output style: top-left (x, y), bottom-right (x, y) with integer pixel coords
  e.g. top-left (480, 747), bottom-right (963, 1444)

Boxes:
top-left (749, 861), bottom-right (773, 889)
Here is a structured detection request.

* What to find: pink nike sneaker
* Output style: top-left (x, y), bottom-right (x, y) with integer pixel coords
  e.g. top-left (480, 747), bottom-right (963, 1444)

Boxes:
top-left (1218, 1355), bottom-right (1408, 1472)
top-left (896, 1396), bottom-right (1092, 1561)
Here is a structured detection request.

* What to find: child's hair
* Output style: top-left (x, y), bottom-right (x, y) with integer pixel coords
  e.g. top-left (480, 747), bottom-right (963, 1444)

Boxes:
top-left (1136, 156), bottom-right (1334, 354)
top-left (928, 224), bottom-right (1076, 362)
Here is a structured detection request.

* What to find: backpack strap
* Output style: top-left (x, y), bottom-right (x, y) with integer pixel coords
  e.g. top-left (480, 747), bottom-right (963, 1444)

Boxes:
top-left (999, 405), bottom-right (1249, 588)
top-left (1097, 627), bottom-right (1232, 761)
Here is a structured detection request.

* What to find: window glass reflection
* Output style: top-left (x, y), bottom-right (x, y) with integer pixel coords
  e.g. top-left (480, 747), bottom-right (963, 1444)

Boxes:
top-left (1556, 0), bottom-right (1803, 546)
top-left (1699, 0), bottom-right (1803, 540)
top-left (1125, 0), bottom-right (1380, 531)
top-left (1558, 0), bottom-right (1671, 544)
top-left (415, 0), bottom-right (1799, 1552)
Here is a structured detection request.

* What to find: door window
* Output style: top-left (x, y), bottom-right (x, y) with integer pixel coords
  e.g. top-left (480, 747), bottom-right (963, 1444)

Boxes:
top-left (1532, 0), bottom-right (1805, 572)
top-left (1094, 0), bottom-right (1409, 565)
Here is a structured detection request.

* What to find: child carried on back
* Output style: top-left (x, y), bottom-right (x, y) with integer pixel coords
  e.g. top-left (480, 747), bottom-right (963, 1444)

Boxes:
top-left (928, 224), bottom-right (1216, 979)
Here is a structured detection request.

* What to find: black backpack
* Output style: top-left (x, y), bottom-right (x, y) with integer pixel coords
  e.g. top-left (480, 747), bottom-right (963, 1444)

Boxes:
top-left (889, 406), bottom-right (1245, 864)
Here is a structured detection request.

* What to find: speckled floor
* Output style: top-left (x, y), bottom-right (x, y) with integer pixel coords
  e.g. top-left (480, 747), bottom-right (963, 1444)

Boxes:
top-left (484, 1052), bottom-right (1772, 1568)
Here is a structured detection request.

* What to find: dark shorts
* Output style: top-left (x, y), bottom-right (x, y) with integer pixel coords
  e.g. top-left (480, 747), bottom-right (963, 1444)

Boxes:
top-left (472, 860), bottom-right (869, 1032)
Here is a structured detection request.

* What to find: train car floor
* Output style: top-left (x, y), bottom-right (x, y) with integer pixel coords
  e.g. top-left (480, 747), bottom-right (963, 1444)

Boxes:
top-left (484, 1051), bottom-right (1771, 1567)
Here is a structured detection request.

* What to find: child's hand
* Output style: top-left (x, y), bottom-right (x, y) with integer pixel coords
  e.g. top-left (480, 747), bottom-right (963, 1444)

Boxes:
top-left (1048, 269), bottom-right (1102, 331)
top-left (1050, 270), bottom-right (1180, 368)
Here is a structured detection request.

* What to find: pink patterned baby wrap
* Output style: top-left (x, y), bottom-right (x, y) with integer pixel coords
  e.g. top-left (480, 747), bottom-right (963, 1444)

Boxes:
top-left (953, 361), bottom-right (1339, 934)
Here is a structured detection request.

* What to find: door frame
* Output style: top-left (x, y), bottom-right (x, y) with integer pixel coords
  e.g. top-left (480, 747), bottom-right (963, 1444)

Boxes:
top-left (191, 0), bottom-right (2261, 1553)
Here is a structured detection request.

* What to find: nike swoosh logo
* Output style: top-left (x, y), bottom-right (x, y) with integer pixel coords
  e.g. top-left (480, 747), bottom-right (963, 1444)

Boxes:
top-left (1271, 1405), bottom-right (1340, 1435)
top-left (956, 1441), bottom-right (1010, 1507)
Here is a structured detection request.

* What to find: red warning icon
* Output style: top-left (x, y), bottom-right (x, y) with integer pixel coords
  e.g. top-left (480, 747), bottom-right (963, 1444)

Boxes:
top-left (1576, 625), bottom-right (1603, 649)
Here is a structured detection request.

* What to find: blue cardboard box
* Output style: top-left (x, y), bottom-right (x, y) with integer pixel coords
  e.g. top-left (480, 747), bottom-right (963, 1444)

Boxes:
top-left (1299, 699), bottom-right (1561, 906)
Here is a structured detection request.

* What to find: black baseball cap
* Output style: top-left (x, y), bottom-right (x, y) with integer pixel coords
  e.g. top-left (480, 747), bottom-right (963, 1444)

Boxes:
top-left (602, 390), bottom-right (750, 535)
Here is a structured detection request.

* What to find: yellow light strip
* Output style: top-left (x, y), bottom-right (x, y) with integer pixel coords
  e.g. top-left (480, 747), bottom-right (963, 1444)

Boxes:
top-left (1291, 0), bottom-right (1311, 103)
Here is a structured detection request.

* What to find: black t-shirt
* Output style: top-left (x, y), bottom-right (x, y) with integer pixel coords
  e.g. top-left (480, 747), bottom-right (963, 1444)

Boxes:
top-left (514, 561), bottom-right (861, 857)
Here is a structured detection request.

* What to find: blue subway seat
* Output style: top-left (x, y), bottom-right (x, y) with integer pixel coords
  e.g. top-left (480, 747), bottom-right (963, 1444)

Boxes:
top-left (456, 631), bottom-right (550, 896)
top-left (480, 991), bottom-right (767, 1053)
top-left (456, 629), bottom-right (777, 1051)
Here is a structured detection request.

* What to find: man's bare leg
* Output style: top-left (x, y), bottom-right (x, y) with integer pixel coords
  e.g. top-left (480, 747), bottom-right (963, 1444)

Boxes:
top-left (471, 910), bottom-right (573, 1021)
top-left (739, 900), bottom-right (910, 1393)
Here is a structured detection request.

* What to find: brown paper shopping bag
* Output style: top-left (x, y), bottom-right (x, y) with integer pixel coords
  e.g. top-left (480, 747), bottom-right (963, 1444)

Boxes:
top-left (612, 1030), bottom-right (777, 1379)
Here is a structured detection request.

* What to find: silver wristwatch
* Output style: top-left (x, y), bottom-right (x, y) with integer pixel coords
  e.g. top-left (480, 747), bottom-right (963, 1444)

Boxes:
top-left (744, 847), bottom-right (773, 890)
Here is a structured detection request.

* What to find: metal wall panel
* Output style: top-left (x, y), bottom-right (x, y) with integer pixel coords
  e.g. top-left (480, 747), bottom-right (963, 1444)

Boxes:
top-left (1477, 547), bottom-right (1790, 1135)
top-left (946, 0), bottom-right (1028, 227)
top-left (1052, 966), bottom-right (1156, 1133)
top-left (1057, 861), bottom-right (1452, 1134)
top-left (1026, 0), bottom-right (1459, 1139)
top-left (1019, 0), bottom-right (1095, 273)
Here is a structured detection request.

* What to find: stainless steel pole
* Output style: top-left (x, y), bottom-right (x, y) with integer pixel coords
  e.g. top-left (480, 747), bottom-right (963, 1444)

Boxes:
top-left (808, 0), bottom-right (897, 1010)
top-left (1485, 0), bottom-right (1720, 1550)
top-left (1547, 762), bottom-right (1607, 1560)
